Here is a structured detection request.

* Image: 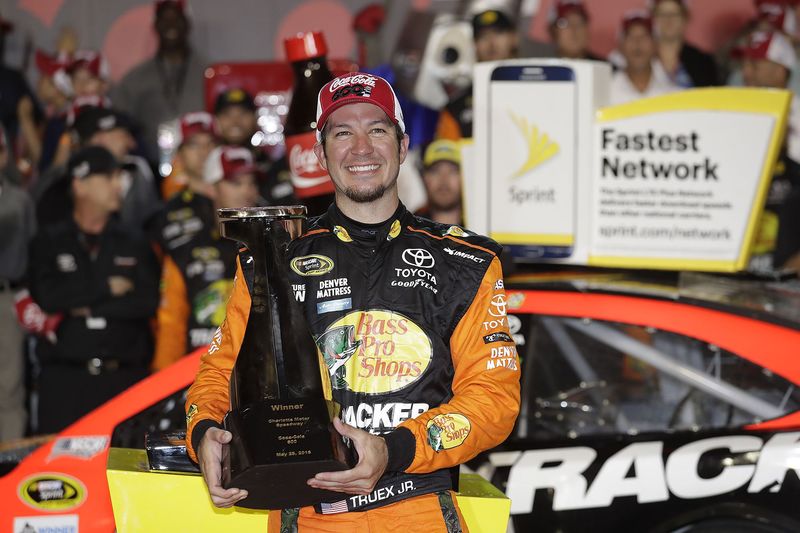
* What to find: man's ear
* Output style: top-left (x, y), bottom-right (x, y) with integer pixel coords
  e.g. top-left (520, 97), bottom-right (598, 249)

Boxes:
top-left (313, 141), bottom-right (328, 170)
top-left (398, 134), bottom-right (410, 165)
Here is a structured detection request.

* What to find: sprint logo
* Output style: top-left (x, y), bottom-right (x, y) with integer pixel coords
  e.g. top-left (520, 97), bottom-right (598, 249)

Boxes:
top-left (508, 111), bottom-right (559, 180)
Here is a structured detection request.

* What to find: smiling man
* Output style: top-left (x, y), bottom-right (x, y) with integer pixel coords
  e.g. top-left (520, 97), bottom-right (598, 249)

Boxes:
top-left (185, 72), bottom-right (520, 532)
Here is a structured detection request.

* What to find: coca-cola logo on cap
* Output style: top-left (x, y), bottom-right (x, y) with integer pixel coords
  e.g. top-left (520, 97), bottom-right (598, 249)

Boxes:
top-left (329, 74), bottom-right (377, 93)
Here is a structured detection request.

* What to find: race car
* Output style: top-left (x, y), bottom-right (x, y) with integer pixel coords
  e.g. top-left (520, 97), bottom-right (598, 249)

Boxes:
top-left (3, 268), bottom-right (799, 532)
top-left (484, 269), bottom-right (800, 532)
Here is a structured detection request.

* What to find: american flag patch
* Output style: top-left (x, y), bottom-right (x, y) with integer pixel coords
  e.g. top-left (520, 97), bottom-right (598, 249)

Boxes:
top-left (319, 500), bottom-right (348, 514)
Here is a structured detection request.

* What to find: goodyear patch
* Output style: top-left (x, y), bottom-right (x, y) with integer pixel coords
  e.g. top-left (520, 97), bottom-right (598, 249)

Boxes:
top-left (483, 331), bottom-right (513, 344)
top-left (18, 474), bottom-right (86, 511)
top-left (186, 404), bottom-right (198, 424)
top-left (426, 414), bottom-right (471, 452)
top-left (291, 255), bottom-right (335, 276)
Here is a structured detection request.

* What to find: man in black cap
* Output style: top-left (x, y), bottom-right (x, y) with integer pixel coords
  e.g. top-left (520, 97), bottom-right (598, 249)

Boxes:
top-left (28, 145), bottom-right (159, 433)
top-left (436, 8), bottom-right (519, 141)
top-left (112, 0), bottom-right (206, 163)
top-left (35, 106), bottom-right (162, 232)
top-left (214, 87), bottom-right (296, 206)
top-left (214, 88), bottom-right (258, 148)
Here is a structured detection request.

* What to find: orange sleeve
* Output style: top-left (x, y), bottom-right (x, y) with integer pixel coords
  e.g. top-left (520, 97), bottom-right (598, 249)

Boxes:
top-left (435, 109), bottom-right (462, 141)
top-left (185, 258), bottom-right (251, 462)
top-left (152, 256), bottom-right (190, 371)
top-left (396, 257), bottom-right (520, 473)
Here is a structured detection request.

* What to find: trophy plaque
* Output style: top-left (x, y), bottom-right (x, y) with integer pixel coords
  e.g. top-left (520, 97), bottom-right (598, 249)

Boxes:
top-left (218, 206), bottom-right (355, 510)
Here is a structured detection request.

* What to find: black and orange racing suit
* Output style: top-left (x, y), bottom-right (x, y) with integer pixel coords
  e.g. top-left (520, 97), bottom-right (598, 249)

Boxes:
top-left (151, 191), bottom-right (238, 370)
top-left (185, 203), bottom-right (520, 531)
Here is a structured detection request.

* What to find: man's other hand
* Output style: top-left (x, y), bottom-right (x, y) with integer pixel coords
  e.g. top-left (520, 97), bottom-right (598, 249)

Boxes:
top-left (307, 417), bottom-right (388, 495)
top-left (197, 427), bottom-right (248, 507)
top-left (108, 276), bottom-right (134, 296)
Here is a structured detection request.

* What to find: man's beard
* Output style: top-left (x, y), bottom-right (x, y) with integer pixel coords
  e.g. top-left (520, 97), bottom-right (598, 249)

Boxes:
top-left (341, 175), bottom-right (397, 203)
top-left (343, 183), bottom-right (389, 203)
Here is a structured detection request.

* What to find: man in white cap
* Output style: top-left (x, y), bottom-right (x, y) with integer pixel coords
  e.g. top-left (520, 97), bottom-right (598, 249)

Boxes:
top-left (610, 10), bottom-right (681, 105)
top-left (185, 72), bottom-right (520, 531)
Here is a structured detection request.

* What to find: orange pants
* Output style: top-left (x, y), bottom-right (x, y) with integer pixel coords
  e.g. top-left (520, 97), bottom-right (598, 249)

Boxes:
top-left (267, 491), bottom-right (470, 533)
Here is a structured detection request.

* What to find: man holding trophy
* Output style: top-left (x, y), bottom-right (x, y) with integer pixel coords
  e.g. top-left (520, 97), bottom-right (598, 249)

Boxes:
top-left (184, 72), bottom-right (520, 532)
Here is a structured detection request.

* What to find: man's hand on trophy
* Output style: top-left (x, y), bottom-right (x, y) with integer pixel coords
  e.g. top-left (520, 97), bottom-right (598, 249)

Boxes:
top-left (307, 418), bottom-right (388, 495)
top-left (198, 427), bottom-right (249, 507)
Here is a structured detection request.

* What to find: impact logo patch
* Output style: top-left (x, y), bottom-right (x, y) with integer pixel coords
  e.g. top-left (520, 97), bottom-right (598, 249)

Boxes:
top-left (427, 414), bottom-right (471, 451)
top-left (18, 474), bottom-right (86, 511)
top-left (291, 255), bottom-right (335, 276)
top-left (316, 310), bottom-right (432, 394)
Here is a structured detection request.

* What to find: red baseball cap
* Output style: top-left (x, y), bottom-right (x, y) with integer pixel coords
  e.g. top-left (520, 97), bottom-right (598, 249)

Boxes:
top-left (177, 111), bottom-right (214, 146)
top-left (35, 50), bottom-right (71, 77)
top-left (740, 30), bottom-right (796, 70)
top-left (204, 146), bottom-right (256, 184)
top-left (757, 1), bottom-right (797, 36)
top-left (548, 0), bottom-right (590, 26)
top-left (315, 72), bottom-right (405, 141)
top-left (621, 10), bottom-right (653, 36)
top-left (67, 50), bottom-right (109, 80)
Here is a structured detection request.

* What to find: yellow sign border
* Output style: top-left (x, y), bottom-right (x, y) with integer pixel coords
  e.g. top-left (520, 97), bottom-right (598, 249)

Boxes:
top-left (491, 232), bottom-right (574, 246)
top-left (591, 87), bottom-right (791, 272)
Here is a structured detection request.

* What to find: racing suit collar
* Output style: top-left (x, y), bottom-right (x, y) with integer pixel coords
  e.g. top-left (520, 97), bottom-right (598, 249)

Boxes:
top-left (326, 202), bottom-right (410, 244)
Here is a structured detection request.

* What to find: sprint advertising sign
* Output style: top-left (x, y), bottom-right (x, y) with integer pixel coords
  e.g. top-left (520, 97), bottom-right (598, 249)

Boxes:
top-left (471, 60), bottom-right (790, 271)
top-left (590, 89), bottom-right (789, 271)
top-left (486, 65), bottom-right (577, 248)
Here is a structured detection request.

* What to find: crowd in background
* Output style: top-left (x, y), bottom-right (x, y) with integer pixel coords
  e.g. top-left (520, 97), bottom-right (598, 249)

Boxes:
top-left (1, 0), bottom-right (799, 443)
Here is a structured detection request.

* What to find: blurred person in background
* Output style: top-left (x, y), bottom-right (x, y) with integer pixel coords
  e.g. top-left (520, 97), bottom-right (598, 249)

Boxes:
top-left (28, 146), bottom-right (159, 433)
top-left (213, 88), bottom-right (258, 149)
top-left (548, 0), bottom-right (601, 60)
top-left (650, 0), bottom-right (720, 87)
top-left (436, 8), bottom-right (518, 141)
top-left (214, 87), bottom-right (295, 206)
top-left (610, 11), bottom-right (680, 105)
top-left (739, 30), bottom-right (800, 272)
top-left (159, 111), bottom-right (217, 199)
top-left (415, 139), bottom-right (464, 226)
top-left (35, 106), bottom-right (162, 233)
top-left (0, 126), bottom-right (36, 441)
top-left (151, 145), bottom-right (258, 371)
top-left (113, 0), bottom-right (206, 164)
top-left (65, 50), bottom-right (110, 99)
top-left (150, 112), bottom-right (218, 254)
top-left (727, 1), bottom-right (800, 94)
top-left (19, 50), bottom-right (72, 174)
top-left (0, 12), bottom-right (42, 179)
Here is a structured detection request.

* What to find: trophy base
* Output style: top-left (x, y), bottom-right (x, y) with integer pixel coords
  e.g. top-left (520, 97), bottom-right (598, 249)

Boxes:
top-left (222, 399), bottom-right (355, 510)
top-left (228, 460), bottom-right (349, 510)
